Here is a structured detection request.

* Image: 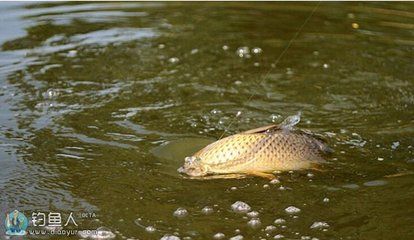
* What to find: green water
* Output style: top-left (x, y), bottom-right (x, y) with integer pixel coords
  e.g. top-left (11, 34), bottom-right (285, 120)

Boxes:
top-left (0, 2), bottom-right (413, 240)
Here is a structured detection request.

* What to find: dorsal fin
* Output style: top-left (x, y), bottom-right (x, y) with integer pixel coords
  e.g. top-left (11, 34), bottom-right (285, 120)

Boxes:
top-left (242, 124), bottom-right (279, 134)
top-left (243, 112), bottom-right (302, 134)
top-left (279, 111), bottom-right (301, 130)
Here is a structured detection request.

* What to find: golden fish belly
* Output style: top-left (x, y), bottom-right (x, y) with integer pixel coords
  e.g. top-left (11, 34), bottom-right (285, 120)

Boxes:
top-left (194, 131), bottom-right (325, 174)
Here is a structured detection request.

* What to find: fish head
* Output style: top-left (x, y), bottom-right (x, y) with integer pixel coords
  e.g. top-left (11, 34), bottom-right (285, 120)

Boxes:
top-left (178, 156), bottom-right (209, 177)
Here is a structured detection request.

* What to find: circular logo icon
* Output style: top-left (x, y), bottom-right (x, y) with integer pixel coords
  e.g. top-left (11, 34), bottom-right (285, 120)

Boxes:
top-left (4, 210), bottom-right (28, 236)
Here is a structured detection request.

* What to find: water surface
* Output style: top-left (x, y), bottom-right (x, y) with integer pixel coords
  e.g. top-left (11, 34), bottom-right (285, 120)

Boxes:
top-left (0, 2), bottom-right (413, 240)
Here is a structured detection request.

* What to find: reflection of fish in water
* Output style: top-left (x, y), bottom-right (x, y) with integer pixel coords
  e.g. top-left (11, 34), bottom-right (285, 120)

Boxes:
top-left (178, 112), bottom-right (331, 179)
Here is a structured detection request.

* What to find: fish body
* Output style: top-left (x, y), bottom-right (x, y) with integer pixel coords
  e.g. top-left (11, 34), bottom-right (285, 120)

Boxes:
top-left (178, 113), bottom-right (330, 178)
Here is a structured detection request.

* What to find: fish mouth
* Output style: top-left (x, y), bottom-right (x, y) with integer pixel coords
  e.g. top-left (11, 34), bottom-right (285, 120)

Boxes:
top-left (177, 166), bottom-right (186, 174)
top-left (177, 164), bottom-right (208, 177)
top-left (177, 155), bottom-right (209, 177)
top-left (177, 166), bottom-right (205, 177)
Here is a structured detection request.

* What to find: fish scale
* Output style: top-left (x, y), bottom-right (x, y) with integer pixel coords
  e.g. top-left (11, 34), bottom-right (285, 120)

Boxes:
top-left (196, 134), bottom-right (262, 165)
top-left (179, 114), bottom-right (331, 177)
top-left (197, 130), bottom-right (326, 173)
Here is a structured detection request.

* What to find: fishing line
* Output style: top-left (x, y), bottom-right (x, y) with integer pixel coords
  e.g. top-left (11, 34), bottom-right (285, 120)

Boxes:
top-left (219, 2), bottom-right (321, 140)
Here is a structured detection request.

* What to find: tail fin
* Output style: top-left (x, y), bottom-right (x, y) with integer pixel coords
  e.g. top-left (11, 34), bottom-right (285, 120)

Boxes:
top-left (314, 138), bottom-right (333, 154)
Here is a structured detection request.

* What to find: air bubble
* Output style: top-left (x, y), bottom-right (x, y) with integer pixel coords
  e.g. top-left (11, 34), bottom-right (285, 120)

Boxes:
top-left (229, 235), bottom-right (244, 240)
top-left (43, 88), bottom-right (60, 99)
top-left (173, 208), bottom-right (188, 218)
top-left (247, 218), bottom-right (261, 229)
top-left (160, 234), bottom-right (180, 240)
top-left (274, 218), bottom-right (286, 225)
top-left (201, 206), bottom-right (214, 215)
top-left (270, 114), bottom-right (281, 122)
top-left (252, 47), bottom-right (262, 54)
top-left (310, 221), bottom-right (329, 230)
top-left (168, 57), bottom-right (180, 63)
top-left (270, 178), bottom-right (280, 184)
top-left (145, 226), bottom-right (156, 233)
top-left (285, 206), bottom-right (301, 214)
top-left (265, 225), bottom-right (277, 232)
top-left (231, 201), bottom-right (251, 213)
top-left (247, 211), bottom-right (259, 218)
top-left (211, 109), bottom-right (221, 115)
top-left (213, 233), bottom-right (225, 239)
top-left (236, 46), bottom-right (249, 54)
top-left (236, 46), bottom-right (250, 58)
top-left (391, 141), bottom-right (400, 150)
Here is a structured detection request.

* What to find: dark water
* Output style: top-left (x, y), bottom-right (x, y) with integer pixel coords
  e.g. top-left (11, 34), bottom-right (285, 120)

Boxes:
top-left (0, 2), bottom-right (413, 240)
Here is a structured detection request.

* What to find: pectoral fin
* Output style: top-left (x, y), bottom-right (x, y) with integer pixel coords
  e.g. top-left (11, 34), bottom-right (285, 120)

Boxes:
top-left (245, 171), bottom-right (276, 180)
top-left (183, 173), bottom-right (248, 180)
top-left (310, 162), bottom-right (327, 172)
